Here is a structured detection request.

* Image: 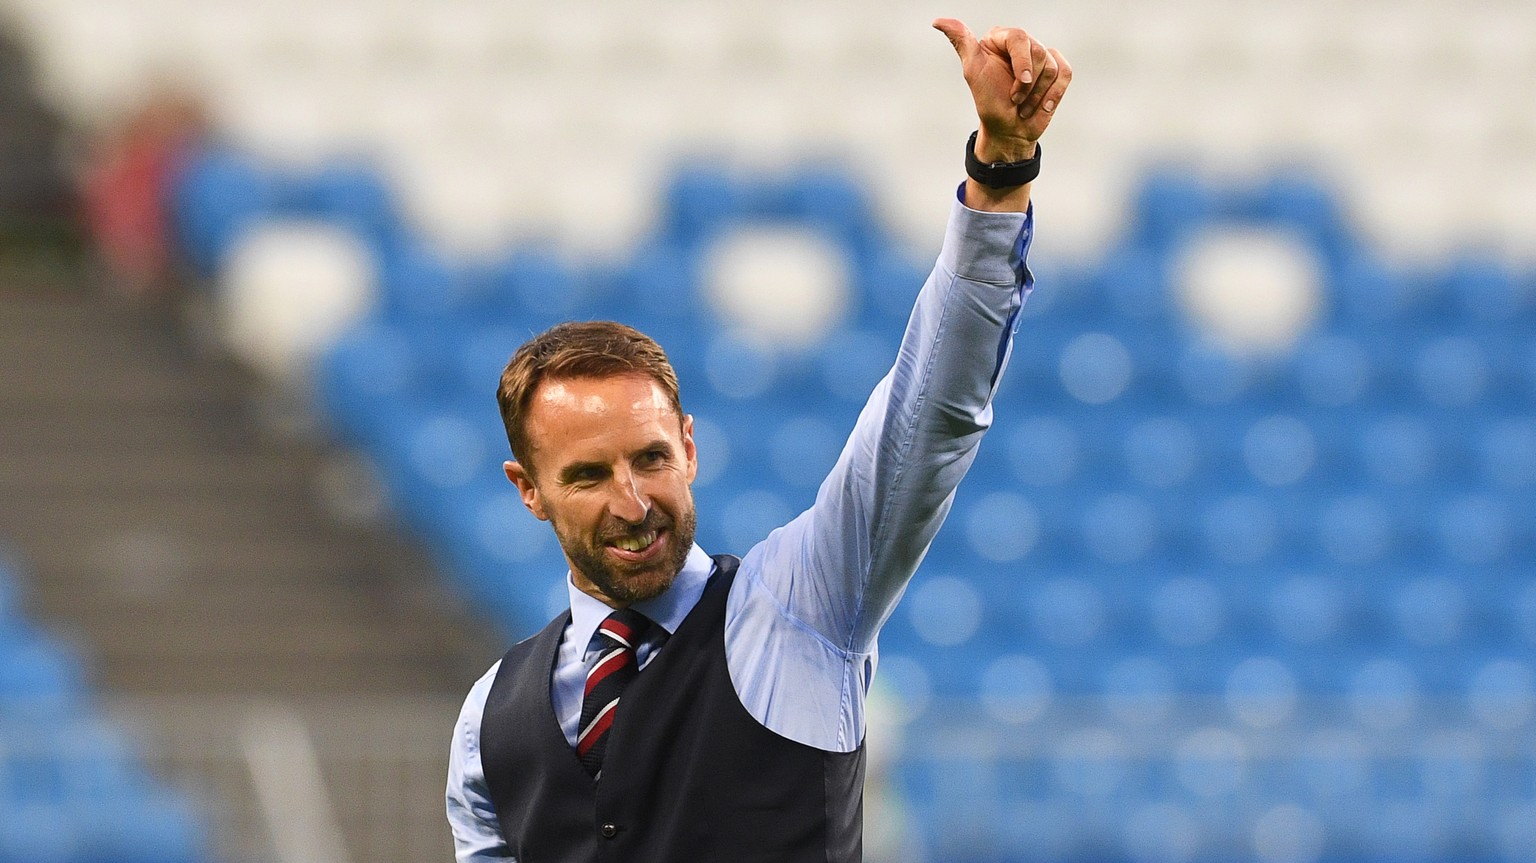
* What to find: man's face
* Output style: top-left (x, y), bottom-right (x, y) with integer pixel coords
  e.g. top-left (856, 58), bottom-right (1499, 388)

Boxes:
top-left (504, 374), bottom-right (698, 607)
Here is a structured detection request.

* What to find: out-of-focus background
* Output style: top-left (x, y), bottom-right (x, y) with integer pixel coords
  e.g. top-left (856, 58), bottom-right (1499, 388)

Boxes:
top-left (1, 0), bottom-right (1533, 861)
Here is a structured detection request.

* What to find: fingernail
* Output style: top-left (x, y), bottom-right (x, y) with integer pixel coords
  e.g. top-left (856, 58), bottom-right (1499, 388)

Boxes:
top-left (1044, 100), bottom-right (1056, 112)
top-left (1021, 71), bottom-right (1032, 84)
top-left (1012, 91), bottom-right (1025, 105)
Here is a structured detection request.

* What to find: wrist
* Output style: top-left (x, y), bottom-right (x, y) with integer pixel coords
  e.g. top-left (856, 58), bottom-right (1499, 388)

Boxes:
top-left (974, 128), bottom-right (1037, 163)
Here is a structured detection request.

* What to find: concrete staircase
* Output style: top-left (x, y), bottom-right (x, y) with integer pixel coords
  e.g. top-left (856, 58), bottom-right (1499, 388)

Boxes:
top-left (0, 254), bottom-right (497, 691)
top-left (0, 260), bottom-right (501, 698)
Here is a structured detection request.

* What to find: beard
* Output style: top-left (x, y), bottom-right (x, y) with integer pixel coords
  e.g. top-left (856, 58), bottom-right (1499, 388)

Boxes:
top-left (554, 501), bottom-right (698, 606)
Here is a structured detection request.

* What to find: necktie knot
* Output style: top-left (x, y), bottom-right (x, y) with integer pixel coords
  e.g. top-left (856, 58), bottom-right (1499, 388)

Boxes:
top-left (594, 607), bottom-right (655, 653)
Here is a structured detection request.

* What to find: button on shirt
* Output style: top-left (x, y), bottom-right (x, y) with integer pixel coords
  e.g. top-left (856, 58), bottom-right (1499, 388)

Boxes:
top-left (448, 190), bottom-right (1035, 861)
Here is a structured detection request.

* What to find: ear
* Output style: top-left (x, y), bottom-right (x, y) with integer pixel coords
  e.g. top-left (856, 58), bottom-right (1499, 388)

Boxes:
top-left (681, 414), bottom-right (698, 484)
top-left (504, 460), bottom-right (548, 521)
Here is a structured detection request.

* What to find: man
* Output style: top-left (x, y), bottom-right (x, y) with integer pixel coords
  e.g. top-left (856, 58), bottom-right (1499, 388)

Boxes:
top-left (448, 18), bottom-right (1071, 862)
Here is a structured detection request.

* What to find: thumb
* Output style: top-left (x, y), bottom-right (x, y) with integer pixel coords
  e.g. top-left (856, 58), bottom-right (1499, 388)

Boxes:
top-left (932, 18), bottom-right (977, 62)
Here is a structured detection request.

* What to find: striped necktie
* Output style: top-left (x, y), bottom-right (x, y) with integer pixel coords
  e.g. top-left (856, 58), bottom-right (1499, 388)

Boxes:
top-left (577, 608), bottom-right (656, 778)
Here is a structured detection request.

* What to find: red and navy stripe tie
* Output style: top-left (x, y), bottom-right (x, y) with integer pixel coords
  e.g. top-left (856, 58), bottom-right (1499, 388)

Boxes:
top-left (577, 608), bottom-right (656, 779)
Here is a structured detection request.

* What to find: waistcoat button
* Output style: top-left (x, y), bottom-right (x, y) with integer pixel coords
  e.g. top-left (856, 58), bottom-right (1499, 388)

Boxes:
top-left (600, 823), bottom-right (618, 839)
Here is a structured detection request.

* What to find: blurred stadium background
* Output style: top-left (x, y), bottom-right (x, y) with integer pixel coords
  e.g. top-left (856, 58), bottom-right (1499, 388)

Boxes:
top-left (1, 0), bottom-right (1534, 861)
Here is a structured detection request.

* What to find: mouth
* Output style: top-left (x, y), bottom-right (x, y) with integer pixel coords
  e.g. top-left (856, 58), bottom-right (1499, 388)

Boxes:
top-left (605, 527), bottom-right (666, 562)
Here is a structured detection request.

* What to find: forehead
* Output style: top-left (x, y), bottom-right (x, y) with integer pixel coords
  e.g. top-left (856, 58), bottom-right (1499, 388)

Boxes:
top-left (524, 373), bottom-right (680, 459)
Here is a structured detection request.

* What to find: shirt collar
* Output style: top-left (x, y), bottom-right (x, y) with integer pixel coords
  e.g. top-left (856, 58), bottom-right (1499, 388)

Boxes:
top-left (565, 543), bottom-right (715, 653)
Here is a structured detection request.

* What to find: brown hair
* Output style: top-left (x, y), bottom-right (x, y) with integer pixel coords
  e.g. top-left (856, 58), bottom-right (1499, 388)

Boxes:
top-left (497, 320), bottom-right (683, 473)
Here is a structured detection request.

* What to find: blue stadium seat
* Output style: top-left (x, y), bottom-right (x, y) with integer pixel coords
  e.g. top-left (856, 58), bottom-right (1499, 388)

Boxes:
top-left (1413, 335), bottom-right (1492, 408)
top-left (1055, 331), bottom-right (1138, 407)
top-left (1200, 494), bottom-right (1281, 566)
top-left (1314, 493), bottom-right (1398, 567)
top-left (1078, 492), bottom-right (1161, 565)
top-left (0, 553), bottom-right (209, 863)
top-left (1222, 655), bottom-right (1300, 727)
top-left (0, 635), bottom-right (86, 712)
top-left (286, 159), bottom-right (404, 257)
top-left (1248, 169), bottom-right (1352, 269)
top-left (659, 165), bottom-right (744, 249)
top-left (1241, 413), bottom-right (1320, 487)
top-left (773, 167), bottom-right (881, 257)
top-left (169, 146), bottom-right (277, 275)
top-left (1465, 658), bottom-right (1536, 730)
top-left (612, 244), bottom-right (707, 337)
top-left (1266, 574), bottom-right (1352, 647)
top-left (1345, 656), bottom-right (1423, 728)
top-left (1434, 493), bottom-right (1514, 566)
top-left (902, 574), bottom-right (985, 649)
top-left (1355, 414), bottom-right (1439, 487)
top-left (1478, 417), bottom-right (1536, 488)
top-left (1120, 414), bottom-right (1202, 488)
top-left (1176, 340), bottom-right (1258, 406)
top-left (1147, 575), bottom-right (1228, 649)
top-left (694, 329), bottom-right (781, 401)
top-left (765, 414), bottom-right (844, 490)
top-left (1388, 576), bottom-right (1470, 648)
top-left (1127, 169), bottom-right (1215, 251)
top-left (1098, 655), bottom-right (1176, 724)
top-left (976, 653), bottom-right (1055, 724)
top-left (1004, 415), bottom-right (1082, 487)
top-left (483, 248), bottom-right (592, 328)
top-left (1332, 252), bottom-right (1422, 325)
top-left (91, 792), bottom-right (209, 863)
top-left (1286, 332), bottom-right (1374, 407)
top-left (315, 320), bottom-right (427, 443)
top-left (1088, 246), bottom-right (1175, 326)
top-left (1441, 253), bottom-right (1524, 325)
top-left (690, 481), bottom-right (799, 556)
top-left (959, 491), bottom-right (1043, 564)
top-left (375, 241), bottom-right (476, 322)
top-left (850, 251), bottom-right (930, 328)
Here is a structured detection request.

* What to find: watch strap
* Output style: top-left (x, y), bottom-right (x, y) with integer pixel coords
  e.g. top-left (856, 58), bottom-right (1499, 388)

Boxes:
top-left (965, 130), bottom-right (1042, 188)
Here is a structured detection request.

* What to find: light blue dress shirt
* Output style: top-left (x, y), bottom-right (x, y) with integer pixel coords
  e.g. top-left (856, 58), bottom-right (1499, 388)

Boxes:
top-left (448, 189), bottom-right (1035, 861)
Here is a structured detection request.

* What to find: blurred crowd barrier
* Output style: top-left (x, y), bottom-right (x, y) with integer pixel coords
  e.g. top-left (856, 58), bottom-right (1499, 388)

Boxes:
top-left (108, 697), bottom-right (459, 863)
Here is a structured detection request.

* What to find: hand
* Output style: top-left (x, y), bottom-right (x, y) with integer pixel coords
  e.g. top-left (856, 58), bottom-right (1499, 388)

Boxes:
top-left (933, 19), bottom-right (1071, 163)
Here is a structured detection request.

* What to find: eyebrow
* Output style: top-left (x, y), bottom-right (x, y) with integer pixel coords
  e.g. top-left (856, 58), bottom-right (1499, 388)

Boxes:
top-left (555, 440), bottom-right (673, 485)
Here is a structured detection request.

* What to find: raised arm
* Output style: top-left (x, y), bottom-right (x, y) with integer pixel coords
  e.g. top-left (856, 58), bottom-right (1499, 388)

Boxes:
top-left (733, 21), bottom-right (1071, 663)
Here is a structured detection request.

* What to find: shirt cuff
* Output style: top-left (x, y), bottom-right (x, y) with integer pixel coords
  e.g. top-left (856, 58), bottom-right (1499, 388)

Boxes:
top-left (940, 182), bottom-right (1033, 286)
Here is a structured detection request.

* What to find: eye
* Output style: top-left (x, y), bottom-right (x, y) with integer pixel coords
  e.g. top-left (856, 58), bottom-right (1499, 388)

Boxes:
top-left (569, 467), bottom-right (606, 485)
top-left (639, 448), bottom-right (669, 466)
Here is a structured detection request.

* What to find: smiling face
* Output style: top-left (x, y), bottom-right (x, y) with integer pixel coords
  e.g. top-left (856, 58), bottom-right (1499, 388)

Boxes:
top-left (504, 373), bottom-right (699, 608)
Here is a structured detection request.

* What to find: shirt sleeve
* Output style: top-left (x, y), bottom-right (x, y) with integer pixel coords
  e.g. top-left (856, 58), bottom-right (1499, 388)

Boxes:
top-left (446, 661), bottom-right (517, 862)
top-left (726, 191), bottom-right (1034, 748)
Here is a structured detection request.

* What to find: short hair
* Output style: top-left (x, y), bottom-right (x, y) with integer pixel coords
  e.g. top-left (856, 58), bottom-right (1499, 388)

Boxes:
top-left (497, 320), bottom-right (684, 473)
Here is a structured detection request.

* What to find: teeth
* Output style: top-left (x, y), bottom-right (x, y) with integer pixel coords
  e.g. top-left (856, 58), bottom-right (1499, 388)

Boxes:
top-left (613, 531), bottom-right (657, 552)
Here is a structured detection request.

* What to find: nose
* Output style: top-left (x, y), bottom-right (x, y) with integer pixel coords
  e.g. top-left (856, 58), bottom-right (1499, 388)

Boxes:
top-left (608, 470), bottom-right (651, 525)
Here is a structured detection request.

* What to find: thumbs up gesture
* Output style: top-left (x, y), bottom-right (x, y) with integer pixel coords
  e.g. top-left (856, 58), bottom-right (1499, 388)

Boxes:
top-left (933, 19), bottom-right (1071, 164)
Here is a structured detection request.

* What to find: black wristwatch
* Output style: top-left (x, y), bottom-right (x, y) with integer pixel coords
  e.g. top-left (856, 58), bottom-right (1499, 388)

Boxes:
top-left (965, 131), bottom-right (1042, 188)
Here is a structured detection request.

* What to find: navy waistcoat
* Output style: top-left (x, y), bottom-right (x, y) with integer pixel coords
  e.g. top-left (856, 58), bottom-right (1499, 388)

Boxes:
top-left (479, 554), bottom-right (866, 863)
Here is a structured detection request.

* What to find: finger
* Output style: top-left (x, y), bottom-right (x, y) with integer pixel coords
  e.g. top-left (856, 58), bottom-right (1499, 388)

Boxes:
top-left (1017, 45), bottom-right (1060, 115)
top-left (992, 28), bottom-right (1046, 105)
top-left (932, 18), bottom-right (977, 64)
top-left (1024, 47), bottom-right (1072, 119)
